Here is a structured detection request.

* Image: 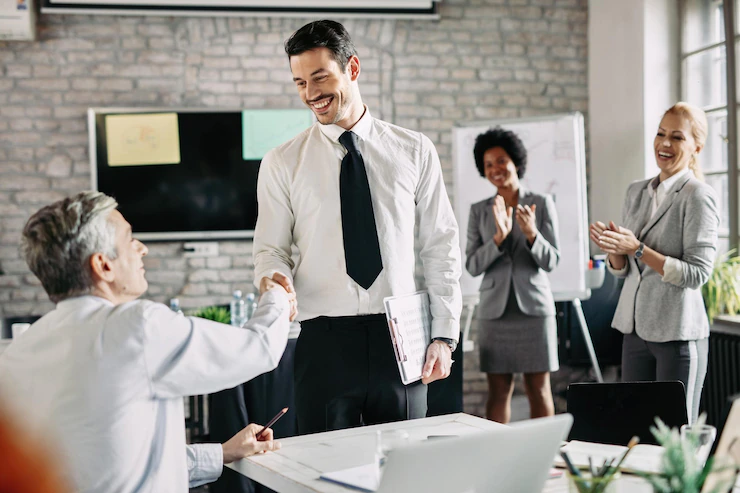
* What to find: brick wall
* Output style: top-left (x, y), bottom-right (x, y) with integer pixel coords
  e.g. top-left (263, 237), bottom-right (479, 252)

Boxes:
top-left (0, 0), bottom-right (589, 417)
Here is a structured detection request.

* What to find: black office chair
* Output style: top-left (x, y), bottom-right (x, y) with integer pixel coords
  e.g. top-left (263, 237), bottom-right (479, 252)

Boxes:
top-left (567, 381), bottom-right (689, 446)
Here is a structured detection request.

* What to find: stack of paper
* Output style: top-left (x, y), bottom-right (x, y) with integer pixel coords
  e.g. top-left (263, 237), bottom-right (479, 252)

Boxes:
top-left (556, 441), bottom-right (665, 475)
top-left (320, 462), bottom-right (380, 492)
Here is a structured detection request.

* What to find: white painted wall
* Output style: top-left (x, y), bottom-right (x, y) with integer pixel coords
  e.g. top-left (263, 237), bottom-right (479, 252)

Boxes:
top-left (588, 0), bottom-right (679, 248)
top-left (644, 0), bottom-right (681, 178)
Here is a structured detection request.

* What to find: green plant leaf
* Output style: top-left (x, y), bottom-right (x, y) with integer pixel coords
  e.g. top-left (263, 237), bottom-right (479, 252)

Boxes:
top-left (191, 306), bottom-right (230, 324)
top-left (702, 250), bottom-right (740, 320)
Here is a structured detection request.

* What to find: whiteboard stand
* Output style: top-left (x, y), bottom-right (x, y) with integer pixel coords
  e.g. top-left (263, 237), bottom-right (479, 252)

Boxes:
top-left (570, 298), bottom-right (604, 383)
top-left (461, 294), bottom-right (479, 353)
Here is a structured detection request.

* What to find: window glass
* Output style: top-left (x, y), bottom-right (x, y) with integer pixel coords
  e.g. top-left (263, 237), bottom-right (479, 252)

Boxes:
top-left (702, 109), bottom-right (728, 173)
top-left (684, 0), bottom-right (725, 53)
top-left (684, 45), bottom-right (727, 108)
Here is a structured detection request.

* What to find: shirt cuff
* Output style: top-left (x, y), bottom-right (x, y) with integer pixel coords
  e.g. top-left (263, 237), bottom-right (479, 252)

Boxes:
top-left (606, 256), bottom-right (628, 277)
top-left (257, 287), bottom-right (290, 312)
top-left (661, 256), bottom-right (684, 286)
top-left (187, 443), bottom-right (224, 488)
top-left (431, 318), bottom-right (459, 341)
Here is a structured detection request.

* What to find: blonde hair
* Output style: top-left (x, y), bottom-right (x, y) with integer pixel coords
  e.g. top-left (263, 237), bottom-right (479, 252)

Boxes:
top-left (663, 102), bottom-right (708, 181)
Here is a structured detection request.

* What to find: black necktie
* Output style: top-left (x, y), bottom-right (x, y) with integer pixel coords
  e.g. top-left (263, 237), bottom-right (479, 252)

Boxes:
top-left (339, 131), bottom-right (383, 289)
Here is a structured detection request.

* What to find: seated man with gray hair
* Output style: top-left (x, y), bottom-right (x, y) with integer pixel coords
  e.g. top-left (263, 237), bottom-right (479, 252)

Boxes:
top-left (0, 191), bottom-right (296, 492)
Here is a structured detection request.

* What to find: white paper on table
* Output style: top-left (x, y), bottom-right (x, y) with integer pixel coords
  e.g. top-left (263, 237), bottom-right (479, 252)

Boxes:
top-left (320, 462), bottom-right (381, 492)
top-left (556, 441), bottom-right (664, 475)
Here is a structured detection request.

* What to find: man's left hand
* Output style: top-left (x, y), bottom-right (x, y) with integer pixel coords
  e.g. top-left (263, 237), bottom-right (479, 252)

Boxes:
top-left (421, 340), bottom-right (453, 385)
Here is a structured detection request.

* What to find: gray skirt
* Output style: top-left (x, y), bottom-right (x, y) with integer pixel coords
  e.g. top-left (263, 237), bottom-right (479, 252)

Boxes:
top-left (478, 289), bottom-right (559, 374)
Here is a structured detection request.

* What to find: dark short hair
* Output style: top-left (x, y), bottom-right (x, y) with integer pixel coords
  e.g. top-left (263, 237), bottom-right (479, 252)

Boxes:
top-left (473, 127), bottom-right (528, 178)
top-left (284, 20), bottom-right (357, 70)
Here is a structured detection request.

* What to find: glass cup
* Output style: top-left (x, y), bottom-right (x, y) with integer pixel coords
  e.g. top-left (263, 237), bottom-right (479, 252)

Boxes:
top-left (567, 471), bottom-right (621, 493)
top-left (375, 429), bottom-right (410, 463)
top-left (681, 423), bottom-right (717, 467)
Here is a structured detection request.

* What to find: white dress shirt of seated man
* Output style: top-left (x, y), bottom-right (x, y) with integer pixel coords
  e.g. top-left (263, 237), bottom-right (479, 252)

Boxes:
top-left (0, 191), bottom-right (296, 493)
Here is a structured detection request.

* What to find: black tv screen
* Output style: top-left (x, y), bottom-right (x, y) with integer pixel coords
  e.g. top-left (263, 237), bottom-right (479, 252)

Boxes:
top-left (89, 108), bottom-right (313, 241)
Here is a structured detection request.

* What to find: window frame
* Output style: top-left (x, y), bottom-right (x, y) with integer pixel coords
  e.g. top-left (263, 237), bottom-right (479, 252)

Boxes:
top-left (680, 0), bottom-right (739, 252)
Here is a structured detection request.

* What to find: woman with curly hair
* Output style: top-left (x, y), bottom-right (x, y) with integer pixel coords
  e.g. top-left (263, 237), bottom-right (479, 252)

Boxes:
top-left (466, 127), bottom-right (560, 423)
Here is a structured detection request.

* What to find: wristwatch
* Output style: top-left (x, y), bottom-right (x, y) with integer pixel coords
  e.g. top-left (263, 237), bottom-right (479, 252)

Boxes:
top-left (433, 337), bottom-right (458, 353)
top-left (634, 242), bottom-right (645, 259)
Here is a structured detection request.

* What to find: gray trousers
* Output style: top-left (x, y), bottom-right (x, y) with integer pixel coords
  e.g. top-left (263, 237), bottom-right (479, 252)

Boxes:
top-left (622, 332), bottom-right (709, 424)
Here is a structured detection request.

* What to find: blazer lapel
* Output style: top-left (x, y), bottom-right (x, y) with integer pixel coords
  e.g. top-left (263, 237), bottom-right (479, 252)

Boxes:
top-left (484, 195), bottom-right (497, 237)
top-left (630, 188), bottom-right (653, 239)
top-left (638, 173), bottom-right (692, 239)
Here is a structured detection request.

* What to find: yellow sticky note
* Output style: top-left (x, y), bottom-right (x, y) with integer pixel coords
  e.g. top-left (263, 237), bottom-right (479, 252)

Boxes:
top-left (105, 113), bottom-right (181, 166)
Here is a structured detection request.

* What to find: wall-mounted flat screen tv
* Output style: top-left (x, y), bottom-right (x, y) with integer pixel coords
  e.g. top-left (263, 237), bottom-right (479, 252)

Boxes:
top-left (89, 107), bottom-right (314, 241)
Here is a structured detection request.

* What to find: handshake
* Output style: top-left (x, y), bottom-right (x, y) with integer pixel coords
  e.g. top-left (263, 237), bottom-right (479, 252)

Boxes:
top-left (259, 272), bottom-right (298, 322)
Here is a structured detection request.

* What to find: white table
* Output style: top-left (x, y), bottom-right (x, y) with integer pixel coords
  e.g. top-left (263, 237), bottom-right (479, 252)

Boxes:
top-left (228, 413), bottom-right (504, 493)
top-left (227, 413), bottom-right (656, 493)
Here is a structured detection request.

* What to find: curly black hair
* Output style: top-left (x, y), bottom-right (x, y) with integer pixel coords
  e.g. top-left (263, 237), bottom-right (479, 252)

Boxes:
top-left (473, 127), bottom-right (527, 178)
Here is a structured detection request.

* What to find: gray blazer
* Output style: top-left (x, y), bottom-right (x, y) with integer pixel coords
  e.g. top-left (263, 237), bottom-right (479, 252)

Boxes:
top-left (611, 174), bottom-right (719, 342)
top-left (466, 188), bottom-right (560, 320)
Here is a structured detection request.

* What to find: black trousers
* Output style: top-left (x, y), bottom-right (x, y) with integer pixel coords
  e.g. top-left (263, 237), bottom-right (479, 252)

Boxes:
top-left (295, 314), bottom-right (427, 435)
top-left (208, 339), bottom-right (298, 493)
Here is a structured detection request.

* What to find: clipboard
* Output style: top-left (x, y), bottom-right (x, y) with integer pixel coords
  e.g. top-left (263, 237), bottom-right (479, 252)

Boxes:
top-left (383, 291), bottom-right (432, 385)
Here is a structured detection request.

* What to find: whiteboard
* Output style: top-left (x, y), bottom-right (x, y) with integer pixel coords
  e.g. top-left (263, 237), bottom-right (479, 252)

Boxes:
top-left (452, 112), bottom-right (590, 302)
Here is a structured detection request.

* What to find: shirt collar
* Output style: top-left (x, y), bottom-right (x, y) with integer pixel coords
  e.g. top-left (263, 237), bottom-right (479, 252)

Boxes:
top-left (318, 105), bottom-right (373, 144)
top-left (648, 167), bottom-right (691, 197)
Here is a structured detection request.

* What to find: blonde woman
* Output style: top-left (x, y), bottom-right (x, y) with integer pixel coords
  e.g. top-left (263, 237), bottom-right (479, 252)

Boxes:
top-left (589, 102), bottom-right (720, 423)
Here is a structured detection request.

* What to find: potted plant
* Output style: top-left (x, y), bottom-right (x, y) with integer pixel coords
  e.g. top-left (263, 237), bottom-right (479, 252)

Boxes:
top-left (702, 250), bottom-right (740, 321)
top-left (638, 416), bottom-right (737, 493)
top-left (191, 305), bottom-right (230, 324)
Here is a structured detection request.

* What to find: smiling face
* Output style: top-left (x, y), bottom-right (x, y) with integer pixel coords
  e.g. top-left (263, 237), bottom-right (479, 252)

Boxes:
top-left (289, 47), bottom-right (364, 129)
top-left (654, 112), bottom-right (702, 179)
top-left (107, 209), bottom-right (149, 303)
top-left (483, 146), bottom-right (520, 190)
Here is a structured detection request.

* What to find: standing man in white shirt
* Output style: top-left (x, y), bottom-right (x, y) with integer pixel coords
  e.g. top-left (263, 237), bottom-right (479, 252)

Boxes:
top-left (0, 191), bottom-right (295, 493)
top-left (253, 20), bottom-right (462, 435)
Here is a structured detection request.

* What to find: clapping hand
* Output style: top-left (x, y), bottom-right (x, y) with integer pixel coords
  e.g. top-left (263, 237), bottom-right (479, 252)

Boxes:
top-left (593, 221), bottom-right (640, 256)
top-left (589, 221), bottom-right (609, 252)
top-left (515, 204), bottom-right (538, 243)
top-left (259, 272), bottom-right (298, 321)
top-left (492, 195), bottom-right (513, 246)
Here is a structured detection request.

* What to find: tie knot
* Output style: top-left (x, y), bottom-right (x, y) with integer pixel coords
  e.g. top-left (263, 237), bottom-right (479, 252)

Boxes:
top-left (339, 131), bottom-right (360, 154)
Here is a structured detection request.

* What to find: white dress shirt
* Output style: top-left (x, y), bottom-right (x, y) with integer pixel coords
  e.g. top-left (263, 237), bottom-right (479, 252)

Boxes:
top-left (607, 168), bottom-right (689, 284)
top-left (253, 108), bottom-right (462, 340)
top-left (0, 290), bottom-right (289, 493)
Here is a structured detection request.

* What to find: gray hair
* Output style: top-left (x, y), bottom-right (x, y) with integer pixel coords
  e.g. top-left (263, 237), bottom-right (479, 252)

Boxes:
top-left (21, 191), bottom-right (119, 303)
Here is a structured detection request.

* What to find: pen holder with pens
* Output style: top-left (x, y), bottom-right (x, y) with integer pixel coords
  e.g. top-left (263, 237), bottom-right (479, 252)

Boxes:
top-left (566, 471), bottom-right (621, 493)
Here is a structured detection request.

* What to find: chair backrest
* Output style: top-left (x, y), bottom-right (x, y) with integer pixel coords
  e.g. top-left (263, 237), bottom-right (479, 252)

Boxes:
top-left (567, 381), bottom-right (688, 445)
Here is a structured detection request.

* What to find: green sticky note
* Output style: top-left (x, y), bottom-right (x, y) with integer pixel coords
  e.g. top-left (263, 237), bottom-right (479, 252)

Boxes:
top-left (242, 109), bottom-right (315, 160)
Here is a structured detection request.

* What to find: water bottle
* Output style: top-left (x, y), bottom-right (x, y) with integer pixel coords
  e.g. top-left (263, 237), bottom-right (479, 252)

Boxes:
top-left (245, 292), bottom-right (257, 321)
top-left (169, 298), bottom-right (183, 315)
top-left (230, 290), bottom-right (246, 327)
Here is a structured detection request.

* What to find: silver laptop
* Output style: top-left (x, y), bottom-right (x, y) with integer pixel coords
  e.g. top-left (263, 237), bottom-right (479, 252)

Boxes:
top-left (376, 414), bottom-right (573, 493)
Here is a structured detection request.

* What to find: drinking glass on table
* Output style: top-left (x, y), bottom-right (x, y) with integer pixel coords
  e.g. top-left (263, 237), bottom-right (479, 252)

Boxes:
top-left (680, 423), bottom-right (717, 467)
top-left (375, 429), bottom-right (410, 464)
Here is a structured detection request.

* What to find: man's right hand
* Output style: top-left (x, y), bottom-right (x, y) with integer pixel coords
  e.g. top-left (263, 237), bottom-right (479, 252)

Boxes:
top-left (221, 423), bottom-right (281, 464)
top-left (260, 273), bottom-right (298, 321)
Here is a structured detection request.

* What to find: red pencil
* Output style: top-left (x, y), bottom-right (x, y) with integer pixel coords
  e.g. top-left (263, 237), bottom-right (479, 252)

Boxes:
top-left (256, 407), bottom-right (289, 439)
